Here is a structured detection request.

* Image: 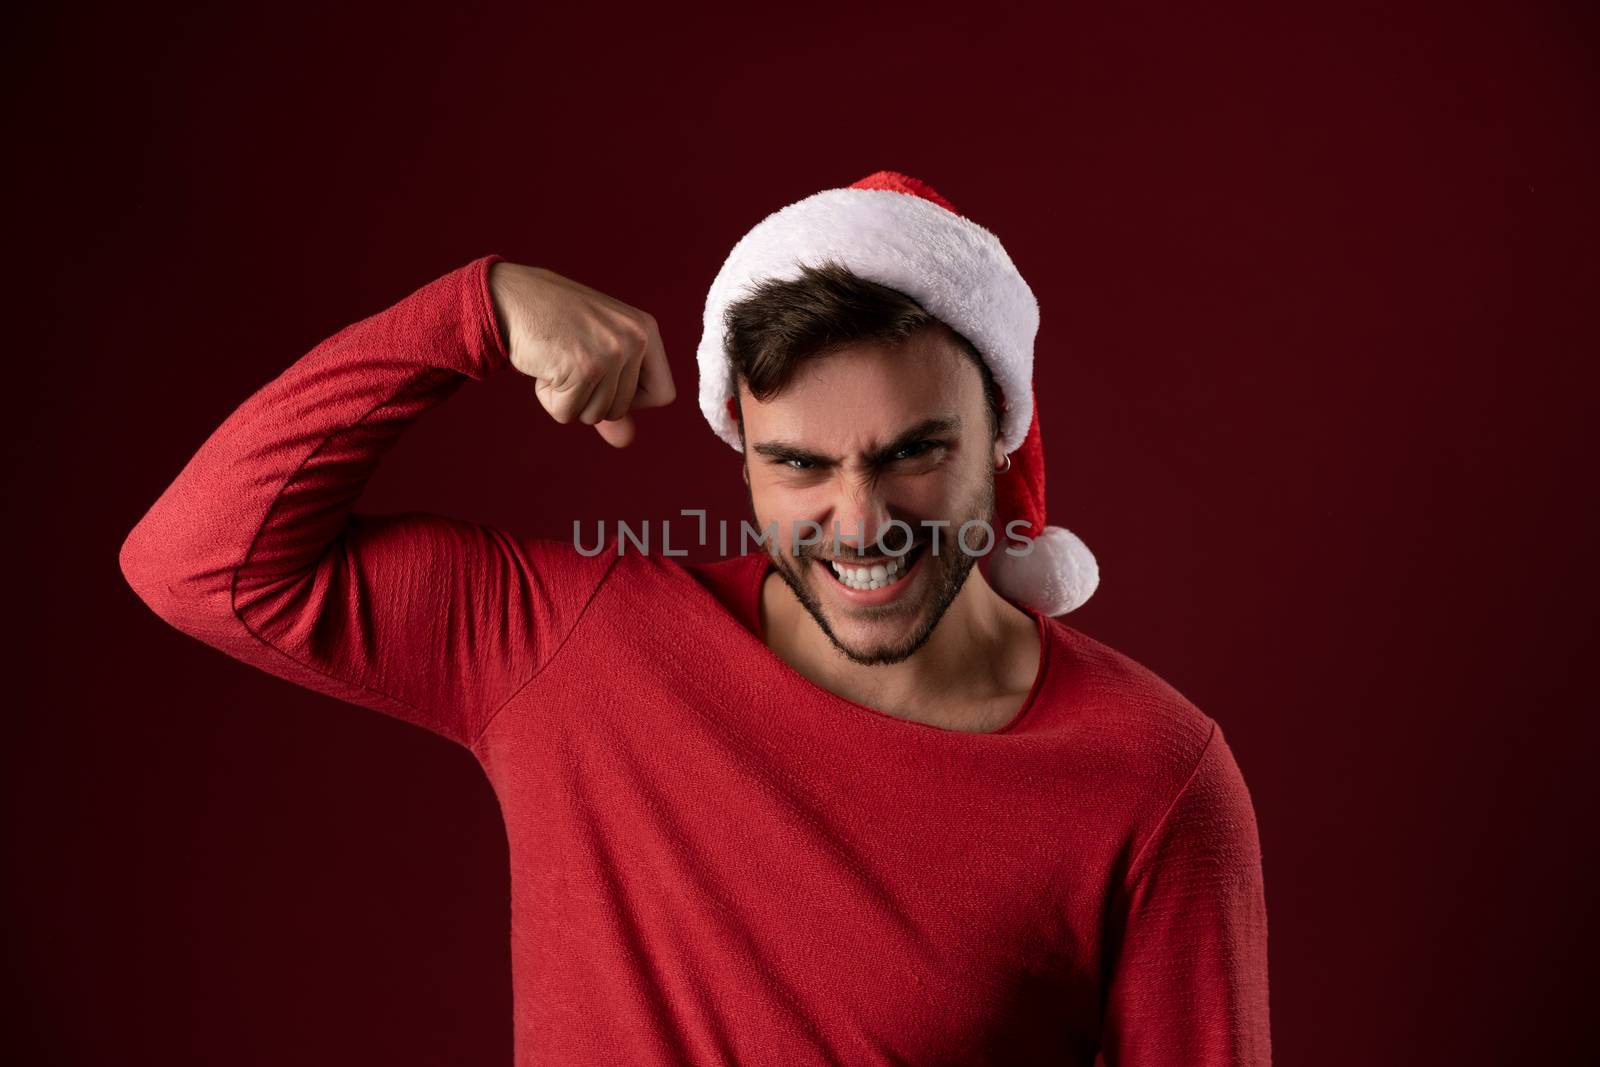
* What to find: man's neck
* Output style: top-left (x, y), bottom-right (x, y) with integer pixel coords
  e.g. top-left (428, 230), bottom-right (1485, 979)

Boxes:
top-left (759, 566), bottom-right (1042, 732)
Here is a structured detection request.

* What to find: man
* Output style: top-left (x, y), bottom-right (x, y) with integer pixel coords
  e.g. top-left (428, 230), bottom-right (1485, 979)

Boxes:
top-left (120, 170), bottom-right (1269, 1065)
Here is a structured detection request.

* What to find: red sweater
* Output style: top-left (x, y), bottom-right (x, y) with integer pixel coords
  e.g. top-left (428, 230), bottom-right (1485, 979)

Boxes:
top-left (119, 256), bottom-right (1270, 1066)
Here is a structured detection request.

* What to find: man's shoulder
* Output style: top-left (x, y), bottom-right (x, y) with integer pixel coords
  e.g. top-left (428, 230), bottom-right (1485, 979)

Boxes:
top-left (576, 546), bottom-right (765, 631)
top-left (1039, 616), bottom-right (1221, 785)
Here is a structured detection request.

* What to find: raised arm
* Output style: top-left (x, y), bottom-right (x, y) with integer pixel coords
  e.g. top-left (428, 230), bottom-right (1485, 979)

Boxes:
top-left (1100, 724), bottom-right (1272, 1065)
top-left (117, 255), bottom-right (674, 748)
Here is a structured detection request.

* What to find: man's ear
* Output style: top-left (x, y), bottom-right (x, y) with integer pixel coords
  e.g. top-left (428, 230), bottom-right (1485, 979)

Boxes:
top-left (992, 435), bottom-right (1007, 471)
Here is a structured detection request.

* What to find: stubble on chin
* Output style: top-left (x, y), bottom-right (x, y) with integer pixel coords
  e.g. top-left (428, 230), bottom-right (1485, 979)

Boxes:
top-left (771, 534), bottom-right (983, 667)
top-left (756, 465), bottom-right (997, 667)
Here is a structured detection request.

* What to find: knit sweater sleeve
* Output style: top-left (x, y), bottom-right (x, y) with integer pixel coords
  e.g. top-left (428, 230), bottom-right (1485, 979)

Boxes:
top-left (1100, 723), bottom-right (1272, 1065)
top-left (117, 255), bottom-right (617, 748)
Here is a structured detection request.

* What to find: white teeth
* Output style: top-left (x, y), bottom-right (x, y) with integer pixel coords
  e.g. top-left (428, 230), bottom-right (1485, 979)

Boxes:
top-left (827, 553), bottom-right (913, 591)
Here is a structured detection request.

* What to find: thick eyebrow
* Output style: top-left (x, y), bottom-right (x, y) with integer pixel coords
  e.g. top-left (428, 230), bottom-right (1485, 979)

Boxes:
top-left (750, 416), bottom-right (961, 468)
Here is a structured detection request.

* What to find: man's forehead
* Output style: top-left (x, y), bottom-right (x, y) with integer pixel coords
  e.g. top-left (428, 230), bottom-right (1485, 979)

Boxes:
top-left (735, 331), bottom-right (986, 451)
top-left (739, 338), bottom-right (972, 403)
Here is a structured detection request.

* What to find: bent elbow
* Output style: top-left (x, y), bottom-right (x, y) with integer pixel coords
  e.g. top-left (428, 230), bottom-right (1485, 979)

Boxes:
top-left (119, 517), bottom-right (190, 629)
top-left (118, 509), bottom-right (236, 637)
top-left (119, 516), bottom-right (169, 610)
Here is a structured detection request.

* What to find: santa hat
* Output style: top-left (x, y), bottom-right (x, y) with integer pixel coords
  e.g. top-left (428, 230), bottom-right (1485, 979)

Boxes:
top-left (695, 170), bottom-right (1099, 616)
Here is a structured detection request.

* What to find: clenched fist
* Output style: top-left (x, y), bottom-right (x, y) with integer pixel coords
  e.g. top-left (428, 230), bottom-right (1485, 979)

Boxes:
top-left (488, 262), bottom-right (677, 448)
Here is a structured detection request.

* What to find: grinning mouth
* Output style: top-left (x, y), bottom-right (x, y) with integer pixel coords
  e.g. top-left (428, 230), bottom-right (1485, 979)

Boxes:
top-left (818, 539), bottom-right (926, 592)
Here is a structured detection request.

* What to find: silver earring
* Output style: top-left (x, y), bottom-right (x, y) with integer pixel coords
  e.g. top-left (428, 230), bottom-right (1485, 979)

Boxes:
top-left (997, 453), bottom-right (1012, 474)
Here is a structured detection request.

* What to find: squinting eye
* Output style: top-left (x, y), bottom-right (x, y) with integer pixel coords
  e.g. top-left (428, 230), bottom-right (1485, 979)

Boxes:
top-left (892, 442), bottom-right (934, 461)
top-left (786, 458), bottom-right (813, 471)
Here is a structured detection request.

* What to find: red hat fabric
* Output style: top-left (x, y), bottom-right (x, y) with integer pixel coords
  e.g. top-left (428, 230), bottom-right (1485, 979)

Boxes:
top-left (695, 170), bottom-right (1099, 615)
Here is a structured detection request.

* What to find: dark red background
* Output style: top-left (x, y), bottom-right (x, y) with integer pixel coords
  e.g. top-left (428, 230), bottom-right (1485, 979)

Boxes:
top-left (7, 1), bottom-right (1595, 1063)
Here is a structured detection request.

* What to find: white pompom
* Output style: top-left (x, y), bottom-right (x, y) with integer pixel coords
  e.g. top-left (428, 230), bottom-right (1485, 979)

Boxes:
top-left (990, 525), bottom-right (1100, 616)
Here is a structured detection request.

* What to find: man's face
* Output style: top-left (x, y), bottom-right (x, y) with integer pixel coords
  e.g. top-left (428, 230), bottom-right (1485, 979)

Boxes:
top-left (739, 328), bottom-right (1001, 665)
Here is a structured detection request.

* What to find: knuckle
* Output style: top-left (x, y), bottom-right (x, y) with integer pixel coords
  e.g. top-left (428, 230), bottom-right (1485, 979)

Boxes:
top-left (620, 316), bottom-right (652, 352)
top-left (616, 323), bottom-right (645, 354)
top-left (570, 350), bottom-right (605, 381)
top-left (543, 365), bottom-right (571, 391)
top-left (537, 385), bottom-right (578, 424)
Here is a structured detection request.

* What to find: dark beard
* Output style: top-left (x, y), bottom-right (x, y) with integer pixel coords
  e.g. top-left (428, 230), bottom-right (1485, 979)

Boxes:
top-left (750, 469), bottom-right (996, 666)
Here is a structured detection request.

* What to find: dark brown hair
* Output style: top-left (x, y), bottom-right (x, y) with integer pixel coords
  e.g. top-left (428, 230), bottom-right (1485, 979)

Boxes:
top-left (723, 260), bottom-right (1002, 439)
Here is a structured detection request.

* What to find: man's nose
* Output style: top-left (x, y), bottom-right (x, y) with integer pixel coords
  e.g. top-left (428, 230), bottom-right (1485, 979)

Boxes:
top-left (829, 476), bottom-right (895, 555)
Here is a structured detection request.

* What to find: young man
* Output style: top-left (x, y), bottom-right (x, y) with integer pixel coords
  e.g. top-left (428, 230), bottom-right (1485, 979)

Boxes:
top-left (120, 171), bottom-right (1270, 1065)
